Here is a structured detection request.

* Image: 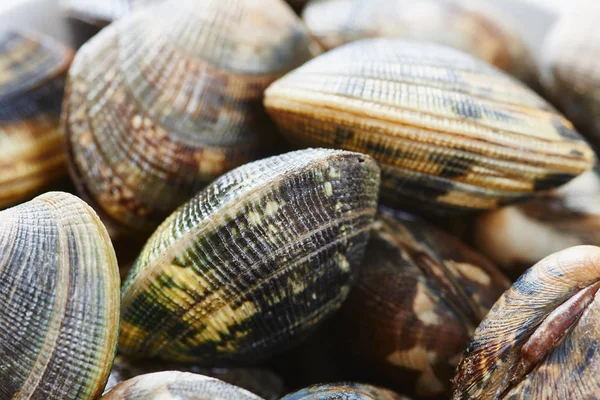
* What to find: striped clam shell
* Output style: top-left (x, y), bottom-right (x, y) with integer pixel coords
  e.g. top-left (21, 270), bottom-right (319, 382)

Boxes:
top-left (264, 39), bottom-right (595, 215)
top-left (453, 246), bottom-right (600, 399)
top-left (60, 0), bottom-right (162, 25)
top-left (541, 2), bottom-right (600, 150)
top-left (474, 164), bottom-right (600, 278)
top-left (101, 372), bottom-right (263, 400)
top-left (64, 0), bottom-right (321, 234)
top-left (0, 30), bottom-right (73, 209)
top-left (281, 383), bottom-right (410, 400)
top-left (335, 211), bottom-right (508, 398)
top-left (302, 0), bottom-right (538, 85)
top-left (0, 192), bottom-right (120, 399)
top-left (119, 148), bottom-right (380, 363)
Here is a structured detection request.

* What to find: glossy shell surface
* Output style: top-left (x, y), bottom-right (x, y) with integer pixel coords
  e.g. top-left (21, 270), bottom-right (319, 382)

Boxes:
top-left (281, 383), bottom-right (409, 400)
top-left (453, 246), bottom-right (600, 399)
top-left (264, 39), bottom-right (595, 215)
top-left (302, 0), bottom-right (537, 84)
top-left (0, 192), bottom-right (120, 399)
top-left (0, 30), bottom-right (73, 208)
top-left (119, 148), bottom-right (380, 363)
top-left (336, 211), bottom-right (508, 398)
top-left (102, 371), bottom-right (264, 399)
top-left (64, 0), bottom-right (321, 234)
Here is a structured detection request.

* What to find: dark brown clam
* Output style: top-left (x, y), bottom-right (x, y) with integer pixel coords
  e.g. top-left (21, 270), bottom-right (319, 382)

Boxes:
top-left (281, 383), bottom-right (410, 400)
top-left (453, 245), bottom-right (600, 399)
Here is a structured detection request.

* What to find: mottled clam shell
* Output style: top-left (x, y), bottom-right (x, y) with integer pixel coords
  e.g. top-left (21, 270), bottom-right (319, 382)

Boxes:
top-left (335, 211), bottom-right (508, 398)
top-left (453, 246), bottom-right (600, 399)
top-left (281, 383), bottom-right (409, 400)
top-left (0, 192), bottom-right (120, 399)
top-left (60, 0), bottom-right (162, 25)
top-left (474, 165), bottom-right (600, 277)
top-left (64, 0), bottom-right (321, 234)
top-left (119, 148), bottom-right (380, 363)
top-left (302, 0), bottom-right (537, 85)
top-left (102, 371), bottom-right (264, 399)
top-left (541, 2), bottom-right (600, 150)
top-left (0, 30), bottom-right (73, 208)
top-left (104, 355), bottom-right (285, 399)
top-left (264, 39), bottom-right (595, 215)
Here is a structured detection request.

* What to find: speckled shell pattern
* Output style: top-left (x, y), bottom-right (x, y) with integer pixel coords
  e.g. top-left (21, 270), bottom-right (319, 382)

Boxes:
top-left (336, 211), bottom-right (508, 398)
top-left (0, 192), bottom-right (120, 400)
top-left (280, 382), bottom-right (410, 400)
top-left (63, 0), bottom-right (321, 234)
top-left (101, 371), bottom-right (264, 400)
top-left (264, 39), bottom-right (595, 215)
top-left (474, 164), bottom-right (600, 277)
top-left (302, 0), bottom-right (538, 84)
top-left (0, 30), bottom-right (73, 209)
top-left (453, 246), bottom-right (600, 399)
top-left (541, 3), bottom-right (600, 150)
top-left (60, 0), bottom-right (162, 25)
top-left (118, 149), bottom-right (380, 363)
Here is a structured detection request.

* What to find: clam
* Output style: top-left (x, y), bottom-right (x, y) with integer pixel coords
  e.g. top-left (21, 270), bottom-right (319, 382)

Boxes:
top-left (474, 165), bottom-right (600, 278)
top-left (0, 192), bottom-right (120, 399)
top-left (334, 210), bottom-right (508, 398)
top-left (102, 371), bottom-right (263, 399)
top-left (63, 0), bottom-right (321, 234)
top-left (453, 246), bottom-right (600, 399)
top-left (60, 0), bottom-right (162, 25)
top-left (0, 30), bottom-right (73, 209)
top-left (118, 148), bottom-right (380, 363)
top-left (302, 0), bottom-right (538, 85)
top-left (264, 39), bottom-right (595, 215)
top-left (281, 383), bottom-right (409, 400)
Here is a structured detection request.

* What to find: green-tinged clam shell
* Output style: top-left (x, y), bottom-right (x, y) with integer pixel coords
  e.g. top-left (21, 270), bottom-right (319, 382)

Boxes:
top-left (453, 245), bottom-right (600, 399)
top-left (0, 192), bottom-right (120, 399)
top-left (101, 372), bottom-right (264, 399)
top-left (264, 39), bottom-right (595, 215)
top-left (474, 164), bottom-right (600, 278)
top-left (0, 30), bottom-right (73, 209)
top-left (64, 0), bottom-right (322, 234)
top-left (335, 210), bottom-right (509, 398)
top-left (119, 148), bottom-right (380, 363)
top-left (281, 383), bottom-right (410, 400)
top-left (60, 0), bottom-right (162, 25)
top-left (302, 0), bottom-right (537, 85)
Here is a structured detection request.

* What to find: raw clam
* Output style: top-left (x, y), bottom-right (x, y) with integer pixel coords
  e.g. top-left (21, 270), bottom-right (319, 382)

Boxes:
top-left (281, 383), bottom-right (409, 400)
top-left (302, 0), bottom-right (537, 84)
top-left (102, 371), bottom-right (263, 399)
top-left (119, 148), bottom-right (380, 363)
top-left (64, 0), bottom-right (321, 234)
top-left (0, 30), bottom-right (73, 209)
top-left (453, 246), bottom-right (600, 399)
top-left (264, 39), bottom-right (595, 215)
top-left (335, 210), bottom-right (509, 398)
top-left (0, 192), bottom-right (120, 399)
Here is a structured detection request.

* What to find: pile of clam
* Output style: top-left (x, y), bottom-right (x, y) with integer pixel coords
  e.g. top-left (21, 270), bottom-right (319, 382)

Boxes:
top-left (3, 0), bottom-right (600, 398)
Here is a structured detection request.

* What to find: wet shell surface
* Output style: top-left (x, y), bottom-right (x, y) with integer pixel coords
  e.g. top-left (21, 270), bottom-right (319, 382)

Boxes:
top-left (64, 0), bottom-right (321, 234)
top-left (0, 192), bottom-right (120, 399)
top-left (60, 0), bottom-right (162, 25)
top-left (335, 211), bottom-right (509, 398)
top-left (541, 2), bottom-right (600, 150)
top-left (453, 246), bottom-right (600, 399)
top-left (264, 39), bottom-right (595, 215)
top-left (101, 371), bottom-right (264, 399)
top-left (302, 0), bottom-right (538, 84)
top-left (474, 165), bottom-right (600, 277)
top-left (0, 30), bottom-right (73, 209)
top-left (119, 148), bottom-right (380, 363)
top-left (281, 383), bottom-right (410, 400)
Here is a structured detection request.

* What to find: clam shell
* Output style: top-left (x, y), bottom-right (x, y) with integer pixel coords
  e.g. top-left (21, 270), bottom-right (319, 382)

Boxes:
top-left (264, 39), bottom-right (595, 215)
top-left (64, 0), bottom-right (321, 234)
top-left (0, 30), bottom-right (73, 209)
top-left (335, 211), bottom-right (508, 398)
top-left (281, 383), bottom-right (409, 400)
top-left (302, 0), bottom-right (538, 85)
top-left (119, 148), bottom-right (380, 363)
top-left (60, 0), bottom-right (162, 25)
top-left (0, 192), bottom-right (120, 399)
top-left (101, 371), bottom-right (263, 399)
